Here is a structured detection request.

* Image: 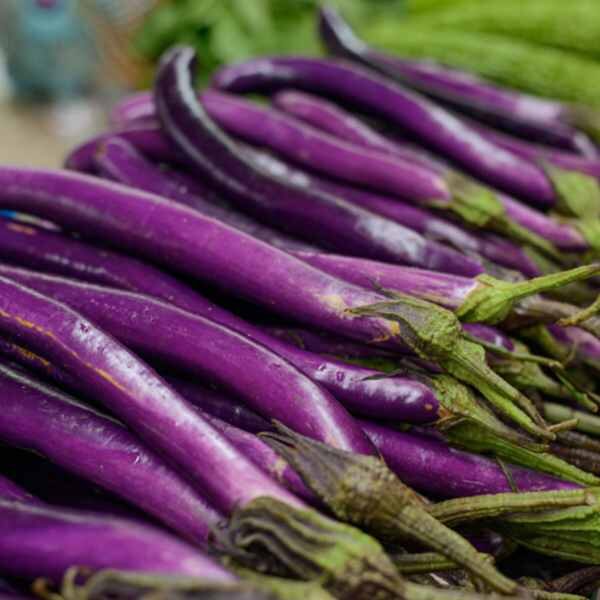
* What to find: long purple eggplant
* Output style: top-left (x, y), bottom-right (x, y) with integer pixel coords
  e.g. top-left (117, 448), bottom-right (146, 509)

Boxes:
top-left (155, 48), bottom-right (488, 277)
top-left (318, 7), bottom-right (599, 155)
top-left (0, 276), bottom-right (407, 591)
top-left (0, 266), bottom-right (374, 455)
top-left (292, 250), bottom-right (600, 325)
top-left (95, 136), bottom-right (316, 253)
top-left (201, 89), bottom-right (564, 258)
top-left (271, 91), bottom-right (591, 253)
top-left (0, 166), bottom-right (558, 440)
top-left (214, 57), bottom-right (570, 210)
top-left (360, 422), bottom-right (579, 499)
top-left (0, 362), bottom-right (221, 542)
top-left (0, 218), bottom-right (240, 304)
top-left (0, 274), bottom-right (300, 512)
top-left (0, 499), bottom-right (235, 582)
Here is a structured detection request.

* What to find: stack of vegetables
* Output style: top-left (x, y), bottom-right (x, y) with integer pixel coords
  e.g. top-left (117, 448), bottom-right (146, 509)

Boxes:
top-left (6, 5), bottom-right (600, 600)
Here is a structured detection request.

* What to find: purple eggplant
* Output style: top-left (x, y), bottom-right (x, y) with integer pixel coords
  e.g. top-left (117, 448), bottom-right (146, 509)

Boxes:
top-left (111, 91), bottom-right (160, 126)
top-left (0, 218), bottom-right (239, 305)
top-left (213, 57), bottom-right (562, 207)
top-left (318, 7), bottom-right (598, 156)
top-left (0, 266), bottom-right (375, 456)
top-left (291, 250), bottom-right (600, 325)
top-left (200, 411), bottom-right (314, 503)
top-left (65, 120), bottom-right (180, 173)
top-left (95, 136), bottom-right (316, 253)
top-left (0, 167), bottom-right (557, 440)
top-left (0, 362), bottom-right (221, 542)
top-left (260, 99), bottom-right (590, 254)
top-left (361, 422), bottom-right (579, 498)
top-left (201, 89), bottom-right (563, 258)
top-left (0, 499), bottom-right (235, 582)
top-left (0, 274), bottom-right (300, 514)
top-left (155, 47), bottom-right (486, 277)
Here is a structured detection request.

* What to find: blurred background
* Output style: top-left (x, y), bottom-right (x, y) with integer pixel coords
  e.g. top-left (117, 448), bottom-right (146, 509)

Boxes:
top-left (2, 0), bottom-right (600, 166)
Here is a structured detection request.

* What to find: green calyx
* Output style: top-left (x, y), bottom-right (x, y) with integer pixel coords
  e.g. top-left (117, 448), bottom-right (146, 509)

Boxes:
top-left (545, 163), bottom-right (600, 219)
top-left (53, 569), bottom-right (272, 600)
top-left (455, 264), bottom-right (600, 325)
top-left (442, 172), bottom-right (562, 259)
top-left (429, 374), bottom-right (547, 450)
top-left (349, 296), bottom-right (554, 440)
top-left (261, 424), bottom-right (518, 595)
top-left (445, 421), bottom-right (600, 487)
top-left (231, 571), bottom-right (334, 600)
top-left (220, 496), bottom-right (402, 600)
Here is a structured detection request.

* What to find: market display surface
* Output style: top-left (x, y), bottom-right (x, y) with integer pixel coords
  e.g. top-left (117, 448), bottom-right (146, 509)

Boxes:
top-left (6, 4), bottom-right (600, 599)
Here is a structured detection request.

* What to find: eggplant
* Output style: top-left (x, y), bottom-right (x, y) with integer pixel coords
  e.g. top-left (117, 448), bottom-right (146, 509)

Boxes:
top-left (318, 6), bottom-right (598, 156)
top-left (0, 474), bottom-right (37, 504)
top-left (0, 362), bottom-right (221, 542)
top-left (0, 499), bottom-right (235, 582)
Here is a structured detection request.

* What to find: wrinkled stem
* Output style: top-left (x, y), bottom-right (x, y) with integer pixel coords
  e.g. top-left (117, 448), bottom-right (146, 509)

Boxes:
top-left (430, 489), bottom-right (593, 528)
top-left (219, 496), bottom-right (402, 600)
top-left (53, 569), bottom-right (269, 600)
top-left (261, 424), bottom-right (519, 595)
top-left (544, 403), bottom-right (600, 437)
top-left (391, 552), bottom-right (458, 575)
top-left (456, 264), bottom-right (600, 325)
top-left (557, 294), bottom-right (600, 328)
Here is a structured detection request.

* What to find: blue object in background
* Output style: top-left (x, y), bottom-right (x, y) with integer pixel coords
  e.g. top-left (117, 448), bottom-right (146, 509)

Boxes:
top-left (1, 0), bottom-right (98, 100)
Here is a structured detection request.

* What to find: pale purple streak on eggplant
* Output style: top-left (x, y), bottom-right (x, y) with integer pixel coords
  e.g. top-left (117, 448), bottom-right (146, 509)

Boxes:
top-left (156, 47), bottom-right (485, 277)
top-left (0, 474), bottom-right (37, 504)
top-left (0, 500), bottom-right (235, 582)
top-left (0, 363), bottom-right (220, 542)
top-left (461, 323), bottom-right (515, 352)
top-left (361, 421), bottom-right (579, 498)
top-left (111, 91), bottom-right (159, 126)
top-left (0, 266), bottom-right (375, 455)
top-left (202, 89), bottom-right (451, 203)
top-left (213, 56), bottom-right (556, 206)
top-left (95, 136), bottom-right (316, 252)
top-left (0, 275), bottom-right (299, 514)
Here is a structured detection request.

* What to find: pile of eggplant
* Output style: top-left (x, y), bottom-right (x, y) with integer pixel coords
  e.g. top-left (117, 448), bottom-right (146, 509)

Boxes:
top-left (5, 7), bottom-right (600, 600)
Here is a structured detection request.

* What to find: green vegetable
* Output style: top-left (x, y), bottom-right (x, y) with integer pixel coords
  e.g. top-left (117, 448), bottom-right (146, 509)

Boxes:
top-left (134, 0), bottom-right (406, 81)
top-left (363, 25), bottom-right (600, 105)
top-left (408, 0), bottom-right (600, 59)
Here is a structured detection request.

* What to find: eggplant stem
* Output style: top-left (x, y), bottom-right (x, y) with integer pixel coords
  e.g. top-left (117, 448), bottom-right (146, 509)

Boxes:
top-left (557, 294), bottom-right (600, 328)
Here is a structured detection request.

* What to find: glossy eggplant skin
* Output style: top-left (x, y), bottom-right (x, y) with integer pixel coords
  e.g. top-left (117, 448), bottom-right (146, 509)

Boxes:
top-left (96, 136), bottom-right (316, 253)
top-left (0, 275), bottom-right (299, 515)
top-left (361, 422), bottom-right (579, 498)
top-left (0, 499), bottom-right (235, 582)
top-left (155, 47), bottom-right (484, 277)
top-left (0, 218), bottom-right (232, 304)
top-left (0, 166), bottom-right (411, 351)
top-left (317, 6), bottom-right (596, 157)
top-left (0, 265), bottom-right (375, 456)
top-left (0, 363), bottom-right (221, 542)
top-left (213, 56), bottom-right (556, 207)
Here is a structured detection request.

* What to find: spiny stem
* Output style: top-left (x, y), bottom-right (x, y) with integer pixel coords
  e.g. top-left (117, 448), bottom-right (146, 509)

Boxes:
top-left (429, 489), bottom-right (594, 528)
